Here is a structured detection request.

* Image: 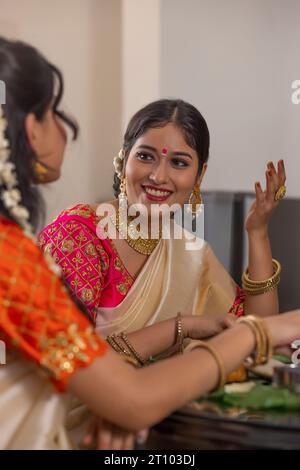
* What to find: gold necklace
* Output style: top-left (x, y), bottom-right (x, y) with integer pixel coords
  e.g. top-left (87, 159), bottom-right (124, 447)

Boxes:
top-left (112, 208), bottom-right (161, 256)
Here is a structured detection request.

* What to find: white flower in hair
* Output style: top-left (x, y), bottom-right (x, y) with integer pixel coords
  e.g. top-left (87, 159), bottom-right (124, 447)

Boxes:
top-left (113, 148), bottom-right (125, 178)
top-left (1, 188), bottom-right (21, 208)
top-left (0, 104), bottom-right (34, 234)
top-left (10, 204), bottom-right (30, 221)
top-left (0, 162), bottom-right (17, 187)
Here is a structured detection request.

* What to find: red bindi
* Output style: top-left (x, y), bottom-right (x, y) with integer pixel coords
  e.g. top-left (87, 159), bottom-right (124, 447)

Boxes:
top-left (162, 147), bottom-right (168, 155)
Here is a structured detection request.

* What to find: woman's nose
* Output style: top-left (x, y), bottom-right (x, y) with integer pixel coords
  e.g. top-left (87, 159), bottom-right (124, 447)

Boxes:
top-left (149, 162), bottom-right (169, 185)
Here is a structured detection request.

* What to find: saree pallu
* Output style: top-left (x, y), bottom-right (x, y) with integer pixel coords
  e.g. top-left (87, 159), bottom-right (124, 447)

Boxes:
top-left (0, 354), bottom-right (94, 449)
top-left (95, 228), bottom-right (242, 336)
top-left (0, 217), bottom-right (107, 449)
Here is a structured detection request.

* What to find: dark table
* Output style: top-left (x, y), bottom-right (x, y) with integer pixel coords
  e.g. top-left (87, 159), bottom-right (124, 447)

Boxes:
top-left (143, 401), bottom-right (300, 450)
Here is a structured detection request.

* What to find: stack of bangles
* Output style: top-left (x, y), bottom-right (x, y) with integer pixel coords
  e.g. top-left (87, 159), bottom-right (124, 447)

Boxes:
top-left (242, 259), bottom-right (281, 295)
top-left (106, 332), bottom-right (147, 367)
top-left (185, 315), bottom-right (272, 390)
top-left (106, 313), bottom-right (185, 367)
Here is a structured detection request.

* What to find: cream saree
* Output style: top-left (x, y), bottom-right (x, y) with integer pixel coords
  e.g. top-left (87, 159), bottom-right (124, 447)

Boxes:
top-left (95, 228), bottom-right (239, 336)
top-left (0, 353), bottom-right (77, 449)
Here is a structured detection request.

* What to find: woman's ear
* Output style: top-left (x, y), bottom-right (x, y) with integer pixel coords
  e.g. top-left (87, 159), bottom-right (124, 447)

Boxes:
top-left (24, 113), bottom-right (43, 157)
top-left (197, 162), bottom-right (208, 186)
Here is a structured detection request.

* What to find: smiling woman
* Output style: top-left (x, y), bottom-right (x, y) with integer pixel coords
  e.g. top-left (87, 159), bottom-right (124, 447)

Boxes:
top-left (124, 123), bottom-right (205, 208)
top-left (39, 99), bottom-right (283, 337)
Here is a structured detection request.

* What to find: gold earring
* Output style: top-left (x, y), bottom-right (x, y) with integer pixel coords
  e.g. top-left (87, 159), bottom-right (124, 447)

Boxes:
top-left (34, 161), bottom-right (48, 182)
top-left (188, 183), bottom-right (203, 218)
top-left (118, 176), bottom-right (128, 210)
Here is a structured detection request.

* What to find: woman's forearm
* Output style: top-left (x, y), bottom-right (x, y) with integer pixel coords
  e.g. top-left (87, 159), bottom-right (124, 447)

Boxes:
top-left (125, 317), bottom-right (179, 359)
top-left (244, 230), bottom-right (279, 317)
top-left (69, 323), bottom-right (255, 431)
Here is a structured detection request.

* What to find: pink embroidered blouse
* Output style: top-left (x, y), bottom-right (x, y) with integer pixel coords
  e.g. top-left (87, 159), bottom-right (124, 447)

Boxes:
top-left (38, 204), bottom-right (134, 322)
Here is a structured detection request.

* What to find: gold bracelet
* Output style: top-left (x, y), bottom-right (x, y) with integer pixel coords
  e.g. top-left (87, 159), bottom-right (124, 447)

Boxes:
top-left (237, 317), bottom-right (262, 365)
top-left (175, 312), bottom-right (184, 354)
top-left (237, 315), bottom-right (273, 365)
top-left (249, 315), bottom-right (272, 363)
top-left (107, 333), bottom-right (147, 367)
top-left (121, 354), bottom-right (140, 368)
top-left (185, 340), bottom-right (226, 390)
top-left (119, 332), bottom-right (147, 366)
top-left (242, 259), bottom-right (281, 295)
top-left (106, 334), bottom-right (130, 357)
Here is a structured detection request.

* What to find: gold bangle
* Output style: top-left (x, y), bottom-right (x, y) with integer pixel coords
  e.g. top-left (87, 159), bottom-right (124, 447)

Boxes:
top-left (237, 315), bottom-right (273, 365)
top-left (237, 317), bottom-right (263, 365)
top-left (242, 259), bottom-right (281, 295)
top-left (121, 354), bottom-right (140, 368)
top-left (249, 315), bottom-right (273, 363)
top-left (106, 334), bottom-right (130, 357)
top-left (175, 312), bottom-right (184, 354)
top-left (119, 332), bottom-right (147, 366)
top-left (185, 340), bottom-right (226, 390)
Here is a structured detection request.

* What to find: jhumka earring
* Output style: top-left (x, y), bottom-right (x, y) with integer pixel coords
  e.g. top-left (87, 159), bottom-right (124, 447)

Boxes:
top-left (118, 175), bottom-right (128, 210)
top-left (33, 161), bottom-right (48, 182)
top-left (188, 183), bottom-right (203, 219)
top-left (113, 149), bottom-right (127, 210)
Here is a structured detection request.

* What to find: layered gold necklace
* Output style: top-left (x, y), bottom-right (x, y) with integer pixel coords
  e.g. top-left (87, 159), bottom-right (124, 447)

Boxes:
top-left (113, 208), bottom-right (162, 256)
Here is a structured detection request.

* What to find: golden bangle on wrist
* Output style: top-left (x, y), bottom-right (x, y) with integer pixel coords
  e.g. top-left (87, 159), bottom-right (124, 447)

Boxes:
top-left (242, 259), bottom-right (281, 295)
top-left (185, 340), bottom-right (226, 390)
top-left (237, 315), bottom-right (273, 366)
top-left (175, 312), bottom-right (184, 354)
top-left (106, 333), bottom-right (147, 367)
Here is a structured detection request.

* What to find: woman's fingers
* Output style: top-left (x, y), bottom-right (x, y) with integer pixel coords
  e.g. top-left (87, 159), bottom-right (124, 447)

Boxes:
top-left (122, 432), bottom-right (135, 450)
top-left (109, 427), bottom-right (128, 450)
top-left (135, 429), bottom-right (149, 448)
top-left (255, 181), bottom-right (264, 204)
top-left (82, 417), bottom-right (97, 448)
top-left (277, 159), bottom-right (286, 186)
top-left (266, 166), bottom-right (277, 203)
top-left (97, 420), bottom-right (113, 450)
top-left (95, 419), bottom-right (140, 450)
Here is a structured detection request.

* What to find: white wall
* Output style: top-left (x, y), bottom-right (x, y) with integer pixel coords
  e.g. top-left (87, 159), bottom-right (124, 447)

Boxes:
top-left (121, 0), bottom-right (161, 129)
top-left (0, 0), bottom-right (122, 224)
top-left (161, 0), bottom-right (300, 197)
top-left (1, 0), bottom-right (299, 228)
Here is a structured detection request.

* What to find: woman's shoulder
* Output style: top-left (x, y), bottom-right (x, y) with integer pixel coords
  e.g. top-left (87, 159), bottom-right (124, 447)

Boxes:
top-left (38, 204), bottom-right (111, 269)
top-left (55, 203), bottom-right (99, 224)
top-left (0, 216), bottom-right (63, 288)
top-left (0, 216), bottom-right (39, 263)
top-left (40, 203), bottom-right (100, 240)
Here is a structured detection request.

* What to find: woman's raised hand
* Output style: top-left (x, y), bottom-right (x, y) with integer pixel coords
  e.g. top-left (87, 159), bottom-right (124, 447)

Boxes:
top-left (245, 160), bottom-right (286, 234)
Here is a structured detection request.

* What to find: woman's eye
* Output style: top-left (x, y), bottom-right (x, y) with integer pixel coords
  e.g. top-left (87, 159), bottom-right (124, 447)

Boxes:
top-left (172, 159), bottom-right (189, 168)
top-left (137, 152), bottom-right (154, 162)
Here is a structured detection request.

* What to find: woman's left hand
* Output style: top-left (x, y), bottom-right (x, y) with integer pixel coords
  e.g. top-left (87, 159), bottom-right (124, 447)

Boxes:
top-left (82, 417), bottom-right (148, 450)
top-left (245, 160), bottom-right (286, 234)
top-left (186, 313), bottom-right (236, 340)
